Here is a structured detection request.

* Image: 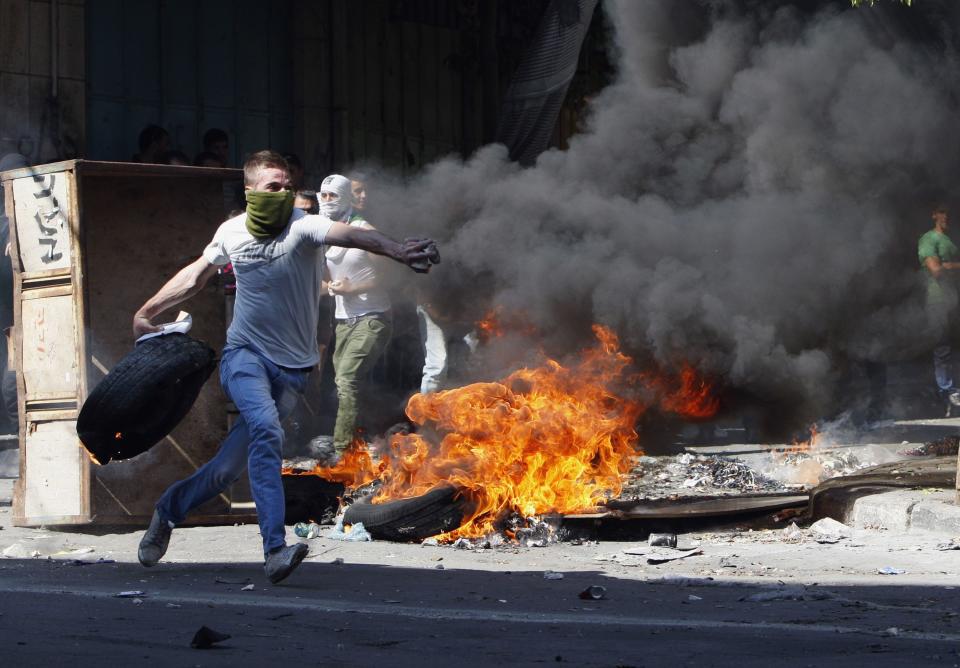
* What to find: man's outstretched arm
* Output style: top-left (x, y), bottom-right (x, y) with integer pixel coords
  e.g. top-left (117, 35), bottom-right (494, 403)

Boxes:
top-left (133, 256), bottom-right (219, 337)
top-left (324, 222), bottom-right (437, 272)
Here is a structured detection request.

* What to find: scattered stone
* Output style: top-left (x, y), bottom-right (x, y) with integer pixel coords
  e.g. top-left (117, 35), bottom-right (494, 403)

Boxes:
top-left (810, 517), bottom-right (852, 543)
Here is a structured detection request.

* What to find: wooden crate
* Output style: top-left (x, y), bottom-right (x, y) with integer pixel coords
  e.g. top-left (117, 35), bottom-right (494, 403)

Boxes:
top-left (1, 160), bottom-right (254, 526)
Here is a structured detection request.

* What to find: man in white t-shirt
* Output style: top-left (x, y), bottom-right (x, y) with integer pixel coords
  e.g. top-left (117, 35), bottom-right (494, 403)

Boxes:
top-left (320, 174), bottom-right (393, 457)
top-left (132, 151), bottom-right (437, 583)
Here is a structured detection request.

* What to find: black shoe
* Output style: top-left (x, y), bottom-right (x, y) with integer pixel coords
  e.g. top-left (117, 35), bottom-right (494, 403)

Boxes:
top-left (138, 509), bottom-right (173, 567)
top-left (264, 543), bottom-right (309, 584)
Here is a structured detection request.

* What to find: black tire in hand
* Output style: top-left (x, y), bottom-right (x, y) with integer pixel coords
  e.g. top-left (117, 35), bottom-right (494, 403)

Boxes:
top-left (342, 485), bottom-right (472, 542)
top-left (77, 333), bottom-right (217, 464)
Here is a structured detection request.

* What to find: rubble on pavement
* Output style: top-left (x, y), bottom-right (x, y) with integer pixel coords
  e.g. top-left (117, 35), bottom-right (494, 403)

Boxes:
top-left (619, 453), bottom-right (788, 500)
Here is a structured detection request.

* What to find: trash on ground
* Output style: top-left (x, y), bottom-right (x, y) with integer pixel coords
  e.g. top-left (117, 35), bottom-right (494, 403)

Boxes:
top-left (294, 522), bottom-right (323, 539)
top-left (543, 570), bottom-right (564, 580)
top-left (623, 454), bottom-right (787, 499)
top-left (578, 585), bottom-right (607, 600)
top-left (190, 625), bottom-right (231, 649)
top-left (647, 548), bottom-right (704, 564)
top-left (214, 577), bottom-right (250, 585)
top-left (809, 517), bottom-right (852, 543)
top-left (329, 518), bottom-right (372, 542)
top-left (877, 566), bottom-right (906, 575)
top-left (70, 558), bottom-right (116, 566)
top-left (648, 533), bottom-right (677, 548)
top-left (52, 547), bottom-right (95, 557)
top-left (622, 544), bottom-right (704, 564)
top-left (114, 590), bottom-right (146, 598)
top-left (936, 540), bottom-right (960, 551)
top-left (781, 523), bottom-right (804, 541)
top-left (241, 583), bottom-right (255, 591)
top-left (687, 594), bottom-right (703, 601)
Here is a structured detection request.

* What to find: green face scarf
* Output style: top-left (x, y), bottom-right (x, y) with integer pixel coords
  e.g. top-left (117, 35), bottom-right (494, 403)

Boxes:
top-left (245, 190), bottom-right (295, 240)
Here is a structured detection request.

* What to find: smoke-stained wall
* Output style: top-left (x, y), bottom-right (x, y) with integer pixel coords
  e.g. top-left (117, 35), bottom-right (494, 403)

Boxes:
top-left (368, 0), bottom-right (960, 426)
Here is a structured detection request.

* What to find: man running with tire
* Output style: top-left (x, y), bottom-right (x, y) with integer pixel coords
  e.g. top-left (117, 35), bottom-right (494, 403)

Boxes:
top-left (132, 150), bottom-right (438, 583)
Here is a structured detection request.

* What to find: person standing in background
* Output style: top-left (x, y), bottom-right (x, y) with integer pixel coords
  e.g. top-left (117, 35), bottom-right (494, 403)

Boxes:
top-left (321, 174), bottom-right (392, 461)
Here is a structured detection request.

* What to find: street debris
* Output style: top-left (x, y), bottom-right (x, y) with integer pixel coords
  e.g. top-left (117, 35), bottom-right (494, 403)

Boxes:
top-left (578, 585), bottom-right (607, 600)
top-left (214, 577), bottom-right (250, 585)
top-left (623, 544), bottom-right (704, 564)
top-left (190, 625), bottom-right (231, 649)
top-left (621, 454), bottom-right (786, 500)
top-left (69, 558), bottom-right (116, 566)
top-left (543, 570), bottom-right (564, 580)
top-left (294, 522), bottom-right (323, 539)
top-left (936, 539), bottom-right (960, 551)
top-left (329, 518), bottom-right (372, 542)
top-left (877, 566), bottom-right (906, 575)
top-left (647, 547), bottom-right (704, 565)
top-left (648, 533), bottom-right (677, 548)
top-left (114, 590), bottom-right (145, 598)
top-left (52, 547), bottom-right (94, 557)
top-left (781, 522), bottom-right (804, 542)
top-left (810, 517), bottom-right (852, 543)
top-left (241, 583), bottom-right (255, 591)
top-left (898, 435), bottom-right (959, 458)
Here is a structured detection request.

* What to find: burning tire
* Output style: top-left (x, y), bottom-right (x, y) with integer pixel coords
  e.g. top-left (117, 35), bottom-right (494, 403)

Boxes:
top-left (77, 333), bottom-right (217, 464)
top-left (342, 485), bottom-right (471, 542)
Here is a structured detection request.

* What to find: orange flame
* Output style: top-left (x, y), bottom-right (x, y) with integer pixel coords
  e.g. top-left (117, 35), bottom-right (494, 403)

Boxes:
top-left (656, 365), bottom-right (720, 419)
top-left (372, 325), bottom-right (643, 538)
top-left (779, 424), bottom-right (821, 456)
top-left (282, 443), bottom-right (384, 487)
top-left (476, 308), bottom-right (506, 340)
top-left (284, 325), bottom-right (722, 541)
top-left (475, 306), bottom-right (539, 342)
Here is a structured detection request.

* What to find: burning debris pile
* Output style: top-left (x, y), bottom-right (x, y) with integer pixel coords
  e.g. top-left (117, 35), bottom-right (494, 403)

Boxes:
top-left (287, 325), bottom-right (720, 541)
top-left (620, 454), bottom-right (788, 501)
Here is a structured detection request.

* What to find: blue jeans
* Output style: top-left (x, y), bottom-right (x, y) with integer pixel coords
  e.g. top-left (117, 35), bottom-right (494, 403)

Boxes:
top-left (934, 345), bottom-right (954, 392)
top-left (156, 346), bottom-right (308, 556)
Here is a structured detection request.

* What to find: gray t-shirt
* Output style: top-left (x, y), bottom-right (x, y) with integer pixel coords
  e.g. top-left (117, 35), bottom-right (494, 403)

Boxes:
top-left (203, 209), bottom-right (334, 368)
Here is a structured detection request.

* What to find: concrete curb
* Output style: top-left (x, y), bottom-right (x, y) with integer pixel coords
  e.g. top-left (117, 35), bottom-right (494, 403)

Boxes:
top-left (847, 489), bottom-right (960, 536)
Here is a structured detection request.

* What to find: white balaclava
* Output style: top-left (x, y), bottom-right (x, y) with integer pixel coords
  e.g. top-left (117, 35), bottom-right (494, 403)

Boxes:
top-left (319, 174), bottom-right (353, 221)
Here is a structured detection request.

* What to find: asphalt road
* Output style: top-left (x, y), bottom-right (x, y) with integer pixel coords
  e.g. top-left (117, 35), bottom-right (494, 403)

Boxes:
top-left (2, 558), bottom-right (959, 667)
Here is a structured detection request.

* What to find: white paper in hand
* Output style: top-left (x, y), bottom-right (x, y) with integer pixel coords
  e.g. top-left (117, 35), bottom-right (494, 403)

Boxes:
top-left (135, 312), bottom-right (193, 344)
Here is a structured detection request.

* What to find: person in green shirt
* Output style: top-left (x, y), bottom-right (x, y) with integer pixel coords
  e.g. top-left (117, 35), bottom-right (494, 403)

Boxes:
top-left (918, 204), bottom-right (960, 414)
